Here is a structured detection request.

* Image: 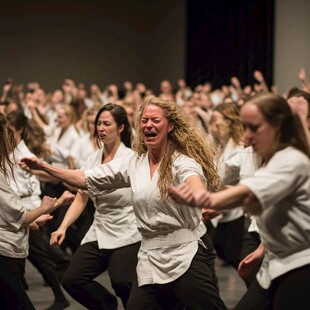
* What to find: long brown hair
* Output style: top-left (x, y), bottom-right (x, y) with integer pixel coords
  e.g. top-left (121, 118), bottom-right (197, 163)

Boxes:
top-left (6, 110), bottom-right (51, 159)
top-left (248, 92), bottom-right (310, 159)
top-left (0, 113), bottom-right (17, 178)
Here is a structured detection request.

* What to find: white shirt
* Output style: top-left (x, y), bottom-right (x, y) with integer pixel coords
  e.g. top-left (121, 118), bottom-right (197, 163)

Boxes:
top-left (85, 152), bottom-right (206, 286)
top-left (240, 147), bottom-right (310, 289)
top-left (9, 140), bottom-right (42, 210)
top-left (81, 143), bottom-right (141, 249)
top-left (213, 139), bottom-right (246, 224)
top-left (47, 124), bottom-right (80, 168)
top-left (0, 171), bottom-right (28, 258)
top-left (70, 132), bottom-right (97, 169)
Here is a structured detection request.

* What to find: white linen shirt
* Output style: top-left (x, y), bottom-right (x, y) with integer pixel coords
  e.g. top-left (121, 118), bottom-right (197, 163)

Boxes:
top-left (70, 132), bottom-right (97, 169)
top-left (81, 143), bottom-right (141, 249)
top-left (213, 138), bottom-right (245, 224)
top-left (240, 147), bottom-right (310, 289)
top-left (47, 124), bottom-right (80, 168)
top-left (0, 171), bottom-right (28, 258)
top-left (9, 140), bottom-right (42, 210)
top-left (85, 152), bottom-right (205, 286)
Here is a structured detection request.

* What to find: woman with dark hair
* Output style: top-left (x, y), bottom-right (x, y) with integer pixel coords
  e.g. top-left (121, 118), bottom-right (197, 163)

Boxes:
top-left (169, 92), bottom-right (310, 309)
top-left (0, 112), bottom-right (58, 310)
top-left (49, 103), bottom-right (141, 309)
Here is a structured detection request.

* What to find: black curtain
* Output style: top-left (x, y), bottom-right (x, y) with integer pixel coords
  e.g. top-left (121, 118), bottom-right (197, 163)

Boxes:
top-left (186, 0), bottom-right (274, 89)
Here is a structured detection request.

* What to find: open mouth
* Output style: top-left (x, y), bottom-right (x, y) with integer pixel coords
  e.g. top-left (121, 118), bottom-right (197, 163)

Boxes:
top-left (145, 132), bottom-right (157, 138)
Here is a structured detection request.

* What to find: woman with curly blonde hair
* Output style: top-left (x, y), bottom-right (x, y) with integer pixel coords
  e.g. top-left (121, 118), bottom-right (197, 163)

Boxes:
top-left (206, 102), bottom-right (251, 271)
top-left (21, 96), bottom-right (227, 309)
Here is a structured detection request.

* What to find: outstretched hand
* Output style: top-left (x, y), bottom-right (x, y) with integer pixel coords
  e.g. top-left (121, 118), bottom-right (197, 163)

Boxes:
top-left (50, 228), bottom-right (66, 246)
top-left (30, 214), bottom-right (54, 230)
top-left (238, 242), bottom-right (264, 279)
top-left (57, 190), bottom-right (75, 206)
top-left (41, 196), bottom-right (57, 214)
top-left (21, 157), bottom-right (44, 171)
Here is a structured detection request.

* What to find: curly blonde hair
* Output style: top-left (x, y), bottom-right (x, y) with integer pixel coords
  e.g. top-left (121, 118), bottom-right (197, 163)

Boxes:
top-left (213, 102), bottom-right (244, 146)
top-left (132, 96), bottom-right (220, 201)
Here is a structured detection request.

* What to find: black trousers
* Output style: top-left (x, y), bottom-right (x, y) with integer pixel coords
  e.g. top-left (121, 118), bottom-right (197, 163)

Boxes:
top-left (238, 230), bottom-right (262, 288)
top-left (61, 240), bottom-right (140, 309)
top-left (42, 181), bottom-right (94, 254)
top-left (127, 244), bottom-right (227, 310)
top-left (207, 216), bottom-right (247, 269)
top-left (234, 263), bottom-right (310, 310)
top-left (28, 229), bottom-right (68, 302)
top-left (0, 255), bottom-right (35, 310)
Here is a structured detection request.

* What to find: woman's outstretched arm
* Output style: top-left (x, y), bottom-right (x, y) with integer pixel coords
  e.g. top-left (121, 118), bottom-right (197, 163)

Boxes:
top-left (21, 157), bottom-right (87, 190)
top-left (169, 183), bottom-right (262, 215)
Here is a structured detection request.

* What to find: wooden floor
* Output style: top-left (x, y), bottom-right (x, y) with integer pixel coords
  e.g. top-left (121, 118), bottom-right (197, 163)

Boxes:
top-left (26, 255), bottom-right (247, 310)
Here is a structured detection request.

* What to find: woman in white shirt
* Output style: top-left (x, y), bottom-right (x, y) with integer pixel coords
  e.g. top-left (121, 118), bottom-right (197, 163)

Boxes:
top-left (50, 104), bottom-right (141, 309)
top-left (44, 104), bottom-right (81, 253)
top-left (169, 92), bottom-right (310, 310)
top-left (6, 110), bottom-right (75, 310)
top-left (21, 96), bottom-right (227, 309)
top-left (206, 102), bottom-right (248, 270)
top-left (0, 112), bottom-right (58, 310)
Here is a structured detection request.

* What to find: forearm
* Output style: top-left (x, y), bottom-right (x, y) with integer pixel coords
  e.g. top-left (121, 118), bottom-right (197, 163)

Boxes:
top-left (185, 175), bottom-right (206, 190)
top-left (41, 161), bottom-right (87, 190)
top-left (209, 185), bottom-right (251, 212)
top-left (30, 170), bottom-right (61, 183)
top-left (58, 192), bottom-right (88, 230)
top-left (22, 206), bottom-right (46, 228)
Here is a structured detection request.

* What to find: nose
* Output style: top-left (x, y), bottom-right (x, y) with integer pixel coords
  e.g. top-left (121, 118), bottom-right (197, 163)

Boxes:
top-left (243, 128), bottom-right (253, 145)
top-left (145, 119), bottom-right (153, 128)
top-left (98, 124), bottom-right (105, 131)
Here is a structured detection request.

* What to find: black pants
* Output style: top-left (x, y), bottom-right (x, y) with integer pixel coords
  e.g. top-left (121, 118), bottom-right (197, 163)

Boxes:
top-left (207, 216), bottom-right (247, 269)
top-left (0, 256), bottom-right (35, 310)
top-left (234, 263), bottom-right (310, 310)
top-left (42, 181), bottom-right (94, 254)
top-left (61, 240), bottom-right (140, 309)
top-left (127, 244), bottom-right (227, 310)
top-left (28, 229), bottom-right (68, 302)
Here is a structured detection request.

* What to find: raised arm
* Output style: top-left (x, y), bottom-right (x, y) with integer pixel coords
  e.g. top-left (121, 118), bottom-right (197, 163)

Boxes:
top-left (169, 183), bottom-right (262, 215)
top-left (50, 190), bottom-right (89, 246)
top-left (21, 157), bottom-right (87, 190)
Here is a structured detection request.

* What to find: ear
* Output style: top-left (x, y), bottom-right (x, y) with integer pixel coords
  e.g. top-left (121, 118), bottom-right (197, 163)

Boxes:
top-left (168, 122), bottom-right (174, 133)
top-left (118, 124), bottom-right (125, 134)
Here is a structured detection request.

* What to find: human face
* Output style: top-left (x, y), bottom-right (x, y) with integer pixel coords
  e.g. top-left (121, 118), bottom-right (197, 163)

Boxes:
top-left (140, 104), bottom-right (173, 152)
top-left (125, 106), bottom-right (135, 126)
top-left (8, 125), bottom-right (22, 144)
top-left (86, 113), bottom-right (96, 135)
top-left (56, 108), bottom-right (71, 129)
top-left (240, 102), bottom-right (279, 161)
top-left (209, 111), bottom-right (230, 145)
top-left (96, 111), bottom-right (122, 146)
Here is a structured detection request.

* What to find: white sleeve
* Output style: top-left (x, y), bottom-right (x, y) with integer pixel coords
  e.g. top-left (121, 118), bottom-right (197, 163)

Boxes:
top-left (240, 149), bottom-right (309, 210)
top-left (85, 155), bottom-right (133, 197)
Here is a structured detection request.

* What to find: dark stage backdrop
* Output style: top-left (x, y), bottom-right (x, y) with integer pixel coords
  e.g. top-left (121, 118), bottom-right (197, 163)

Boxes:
top-left (0, 0), bottom-right (186, 93)
top-left (0, 1), bottom-right (274, 93)
top-left (186, 0), bottom-right (274, 89)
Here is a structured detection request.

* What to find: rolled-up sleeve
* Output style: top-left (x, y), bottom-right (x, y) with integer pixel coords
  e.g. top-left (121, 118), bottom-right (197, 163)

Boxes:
top-left (85, 156), bottom-right (133, 198)
top-left (0, 175), bottom-right (26, 231)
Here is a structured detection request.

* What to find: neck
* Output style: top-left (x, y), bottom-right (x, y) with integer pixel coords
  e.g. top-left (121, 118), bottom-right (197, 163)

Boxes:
top-left (148, 147), bottom-right (165, 165)
top-left (102, 139), bottom-right (121, 163)
top-left (219, 135), bottom-right (230, 149)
